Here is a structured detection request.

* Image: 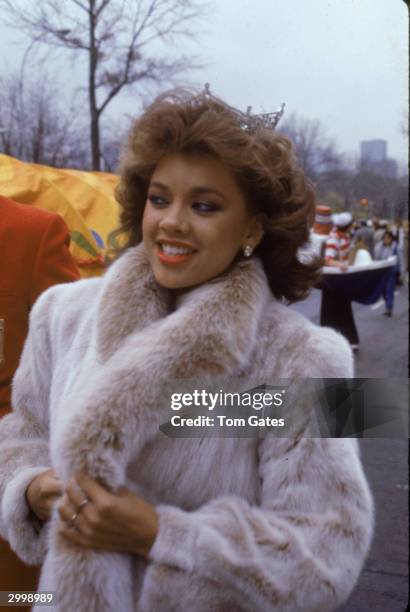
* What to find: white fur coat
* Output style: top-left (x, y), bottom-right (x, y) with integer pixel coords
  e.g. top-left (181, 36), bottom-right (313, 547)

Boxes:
top-left (0, 245), bottom-right (373, 611)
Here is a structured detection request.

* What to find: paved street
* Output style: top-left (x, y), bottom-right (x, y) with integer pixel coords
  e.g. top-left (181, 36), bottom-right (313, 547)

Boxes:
top-left (290, 279), bottom-right (409, 611)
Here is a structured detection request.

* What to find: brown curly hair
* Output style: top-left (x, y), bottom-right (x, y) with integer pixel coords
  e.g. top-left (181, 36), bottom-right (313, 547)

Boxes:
top-left (114, 89), bottom-right (321, 302)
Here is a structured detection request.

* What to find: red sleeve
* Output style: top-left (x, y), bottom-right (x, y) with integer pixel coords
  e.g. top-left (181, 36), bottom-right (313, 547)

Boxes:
top-left (30, 214), bottom-right (80, 306)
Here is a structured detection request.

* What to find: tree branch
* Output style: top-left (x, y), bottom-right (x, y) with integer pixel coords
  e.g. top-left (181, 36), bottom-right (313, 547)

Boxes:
top-left (70, 0), bottom-right (90, 12)
top-left (95, 0), bottom-right (112, 18)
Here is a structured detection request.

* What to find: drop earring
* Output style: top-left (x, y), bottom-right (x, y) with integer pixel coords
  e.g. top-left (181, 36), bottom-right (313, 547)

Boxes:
top-left (243, 245), bottom-right (253, 258)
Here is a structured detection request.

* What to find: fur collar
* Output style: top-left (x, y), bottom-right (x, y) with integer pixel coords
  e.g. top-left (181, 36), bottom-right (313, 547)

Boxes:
top-left (96, 245), bottom-right (270, 363)
top-left (54, 244), bottom-right (271, 486)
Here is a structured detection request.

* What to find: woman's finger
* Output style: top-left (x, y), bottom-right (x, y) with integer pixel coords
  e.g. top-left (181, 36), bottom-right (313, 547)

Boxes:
top-left (65, 478), bottom-right (90, 510)
top-left (74, 472), bottom-right (114, 517)
top-left (74, 471), bottom-right (109, 500)
top-left (58, 495), bottom-right (87, 532)
top-left (59, 524), bottom-right (95, 549)
top-left (43, 475), bottom-right (63, 497)
top-left (59, 524), bottom-right (131, 551)
top-left (58, 495), bottom-right (76, 521)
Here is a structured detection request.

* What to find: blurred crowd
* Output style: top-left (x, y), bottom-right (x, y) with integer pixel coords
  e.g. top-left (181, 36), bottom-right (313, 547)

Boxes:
top-left (351, 217), bottom-right (406, 278)
top-left (312, 207), bottom-right (407, 283)
top-left (310, 206), bottom-right (407, 351)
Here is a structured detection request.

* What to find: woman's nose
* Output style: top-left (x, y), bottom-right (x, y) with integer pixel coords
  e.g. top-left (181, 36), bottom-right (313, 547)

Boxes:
top-left (158, 203), bottom-right (189, 234)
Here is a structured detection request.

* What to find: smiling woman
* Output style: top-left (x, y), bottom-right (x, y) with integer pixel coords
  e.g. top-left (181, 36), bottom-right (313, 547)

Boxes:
top-left (0, 89), bottom-right (373, 612)
top-left (142, 153), bottom-right (263, 289)
top-left (115, 88), bottom-right (320, 301)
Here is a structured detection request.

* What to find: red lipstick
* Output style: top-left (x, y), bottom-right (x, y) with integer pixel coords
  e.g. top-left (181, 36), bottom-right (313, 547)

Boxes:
top-left (156, 242), bottom-right (196, 265)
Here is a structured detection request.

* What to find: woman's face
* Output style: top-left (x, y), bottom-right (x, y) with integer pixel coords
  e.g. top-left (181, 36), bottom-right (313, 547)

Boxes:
top-left (142, 153), bottom-right (263, 290)
top-left (383, 233), bottom-right (393, 246)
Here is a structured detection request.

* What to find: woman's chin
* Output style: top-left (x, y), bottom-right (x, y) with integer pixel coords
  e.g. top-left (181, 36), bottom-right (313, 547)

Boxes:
top-left (153, 271), bottom-right (197, 290)
top-left (153, 268), bottom-right (217, 291)
top-left (150, 258), bottom-right (234, 291)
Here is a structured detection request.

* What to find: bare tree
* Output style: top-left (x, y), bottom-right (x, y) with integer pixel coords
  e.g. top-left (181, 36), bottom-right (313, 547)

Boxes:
top-left (0, 72), bottom-right (89, 168)
top-left (0, 0), bottom-right (206, 170)
top-left (279, 113), bottom-right (341, 181)
top-left (0, 78), bottom-right (24, 160)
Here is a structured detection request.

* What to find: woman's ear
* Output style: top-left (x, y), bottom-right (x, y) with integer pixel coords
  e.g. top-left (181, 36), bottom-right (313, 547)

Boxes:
top-left (243, 214), bottom-right (265, 250)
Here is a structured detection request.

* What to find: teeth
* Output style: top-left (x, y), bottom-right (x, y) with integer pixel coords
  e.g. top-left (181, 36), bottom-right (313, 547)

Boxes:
top-left (161, 244), bottom-right (194, 255)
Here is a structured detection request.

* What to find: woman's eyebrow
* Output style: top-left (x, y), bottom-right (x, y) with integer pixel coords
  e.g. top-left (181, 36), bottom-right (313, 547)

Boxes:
top-left (189, 186), bottom-right (226, 201)
top-left (149, 181), bottom-right (226, 201)
top-left (149, 180), bottom-right (169, 191)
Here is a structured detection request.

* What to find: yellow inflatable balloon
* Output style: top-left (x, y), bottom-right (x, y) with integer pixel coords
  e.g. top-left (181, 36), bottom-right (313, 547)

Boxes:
top-left (0, 154), bottom-right (121, 278)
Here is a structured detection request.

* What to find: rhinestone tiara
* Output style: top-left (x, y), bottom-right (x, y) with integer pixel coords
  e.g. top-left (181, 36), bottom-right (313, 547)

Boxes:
top-left (200, 83), bottom-right (285, 132)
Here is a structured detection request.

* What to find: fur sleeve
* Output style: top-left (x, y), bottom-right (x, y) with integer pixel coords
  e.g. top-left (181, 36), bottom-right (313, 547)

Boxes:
top-left (0, 288), bottom-right (56, 564)
top-left (300, 323), bottom-right (354, 379)
top-left (146, 435), bottom-right (373, 612)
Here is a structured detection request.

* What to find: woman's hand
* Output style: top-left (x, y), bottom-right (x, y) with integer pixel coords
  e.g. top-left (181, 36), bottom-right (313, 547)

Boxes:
top-left (58, 471), bottom-right (159, 558)
top-left (25, 468), bottom-right (63, 522)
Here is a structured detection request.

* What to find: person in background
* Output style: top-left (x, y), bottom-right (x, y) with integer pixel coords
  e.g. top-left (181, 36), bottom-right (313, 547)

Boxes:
top-left (391, 219), bottom-right (405, 249)
top-left (374, 219), bottom-right (388, 245)
top-left (391, 219), bottom-right (406, 285)
top-left (354, 219), bottom-right (375, 258)
top-left (321, 212), bottom-right (360, 351)
top-left (324, 212), bottom-right (353, 272)
top-left (0, 195), bottom-right (80, 606)
top-left (351, 220), bottom-right (360, 236)
top-left (309, 204), bottom-right (333, 258)
top-left (374, 230), bottom-right (401, 316)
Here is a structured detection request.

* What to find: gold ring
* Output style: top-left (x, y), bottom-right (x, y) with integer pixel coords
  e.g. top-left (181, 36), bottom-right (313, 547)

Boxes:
top-left (69, 512), bottom-right (79, 526)
top-left (77, 498), bottom-right (90, 512)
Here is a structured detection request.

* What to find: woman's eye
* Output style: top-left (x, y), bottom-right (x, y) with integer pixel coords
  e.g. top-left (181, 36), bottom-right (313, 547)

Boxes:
top-left (148, 194), bottom-right (168, 207)
top-left (192, 201), bottom-right (220, 213)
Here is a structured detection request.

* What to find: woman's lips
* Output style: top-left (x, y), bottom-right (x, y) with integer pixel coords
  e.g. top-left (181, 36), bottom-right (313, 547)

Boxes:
top-left (156, 243), bottom-right (196, 265)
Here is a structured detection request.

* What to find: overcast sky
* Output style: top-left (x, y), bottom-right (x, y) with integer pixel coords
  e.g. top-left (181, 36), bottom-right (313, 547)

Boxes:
top-left (1, 0), bottom-right (408, 165)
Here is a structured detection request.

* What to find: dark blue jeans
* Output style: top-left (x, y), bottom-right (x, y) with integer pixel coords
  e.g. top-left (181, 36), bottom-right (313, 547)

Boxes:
top-left (383, 267), bottom-right (396, 311)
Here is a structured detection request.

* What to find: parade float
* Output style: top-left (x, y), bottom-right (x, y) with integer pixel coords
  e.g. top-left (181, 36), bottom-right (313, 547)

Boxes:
top-left (0, 154), bottom-right (121, 278)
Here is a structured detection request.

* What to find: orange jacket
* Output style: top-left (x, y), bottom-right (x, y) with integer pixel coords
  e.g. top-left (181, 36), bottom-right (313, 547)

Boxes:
top-left (0, 195), bottom-right (80, 416)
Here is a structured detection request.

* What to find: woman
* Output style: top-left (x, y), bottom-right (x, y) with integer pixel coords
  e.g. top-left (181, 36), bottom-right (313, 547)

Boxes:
top-left (374, 230), bottom-right (401, 316)
top-left (0, 90), bottom-right (373, 611)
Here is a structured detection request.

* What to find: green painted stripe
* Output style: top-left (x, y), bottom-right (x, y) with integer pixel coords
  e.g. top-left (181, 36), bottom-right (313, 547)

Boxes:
top-left (70, 230), bottom-right (99, 257)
